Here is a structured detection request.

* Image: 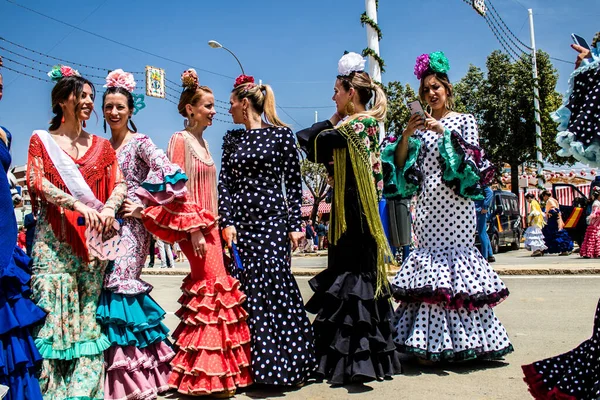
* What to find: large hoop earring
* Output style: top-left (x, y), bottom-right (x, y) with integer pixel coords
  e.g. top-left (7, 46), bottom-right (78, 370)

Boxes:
top-left (344, 101), bottom-right (355, 116)
top-left (183, 119), bottom-right (189, 129)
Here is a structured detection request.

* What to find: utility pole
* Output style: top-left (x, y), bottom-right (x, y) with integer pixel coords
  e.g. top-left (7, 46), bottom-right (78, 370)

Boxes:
top-left (315, 111), bottom-right (318, 124)
top-left (528, 9), bottom-right (544, 189)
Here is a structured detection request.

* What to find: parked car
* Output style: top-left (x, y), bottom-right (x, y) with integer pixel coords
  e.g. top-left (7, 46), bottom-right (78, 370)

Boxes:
top-left (475, 190), bottom-right (522, 253)
top-left (551, 177), bottom-right (599, 247)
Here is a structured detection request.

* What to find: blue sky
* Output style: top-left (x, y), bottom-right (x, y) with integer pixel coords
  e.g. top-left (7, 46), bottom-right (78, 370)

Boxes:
top-left (1, 0), bottom-right (599, 167)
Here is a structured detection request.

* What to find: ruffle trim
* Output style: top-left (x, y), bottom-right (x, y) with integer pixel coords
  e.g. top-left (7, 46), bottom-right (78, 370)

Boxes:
top-left (306, 270), bottom-right (402, 384)
top-left (141, 201), bottom-right (217, 244)
top-left (104, 343), bottom-right (175, 400)
top-left (0, 328), bottom-right (43, 376)
top-left (522, 364), bottom-right (578, 400)
top-left (168, 274), bottom-right (253, 394)
top-left (581, 224), bottom-right (600, 257)
top-left (35, 335), bottom-right (111, 360)
top-left (0, 365), bottom-right (43, 400)
top-left (97, 291), bottom-right (170, 348)
top-left (400, 343), bottom-right (514, 362)
top-left (381, 137), bottom-right (422, 199)
top-left (438, 128), bottom-right (495, 201)
top-left (392, 286), bottom-right (509, 312)
top-left (136, 171), bottom-right (188, 207)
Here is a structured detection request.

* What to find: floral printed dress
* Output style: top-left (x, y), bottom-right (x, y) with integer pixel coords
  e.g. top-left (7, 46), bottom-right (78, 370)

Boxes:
top-left (0, 127), bottom-right (46, 400)
top-left (297, 116), bottom-right (402, 384)
top-left (27, 133), bottom-right (127, 399)
top-left (97, 134), bottom-right (184, 400)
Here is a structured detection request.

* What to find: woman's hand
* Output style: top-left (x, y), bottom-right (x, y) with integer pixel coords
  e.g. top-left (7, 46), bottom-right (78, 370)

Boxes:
top-left (222, 225), bottom-right (237, 247)
top-left (329, 112), bottom-right (342, 126)
top-left (121, 199), bottom-right (143, 219)
top-left (289, 231), bottom-right (304, 251)
top-left (74, 201), bottom-right (103, 232)
top-left (190, 229), bottom-right (207, 258)
top-left (402, 113), bottom-right (425, 138)
top-left (423, 112), bottom-right (446, 134)
top-left (572, 43), bottom-right (592, 69)
top-left (99, 206), bottom-right (116, 235)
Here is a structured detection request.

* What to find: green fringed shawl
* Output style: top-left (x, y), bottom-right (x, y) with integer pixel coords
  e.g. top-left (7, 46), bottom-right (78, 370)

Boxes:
top-left (323, 117), bottom-right (395, 297)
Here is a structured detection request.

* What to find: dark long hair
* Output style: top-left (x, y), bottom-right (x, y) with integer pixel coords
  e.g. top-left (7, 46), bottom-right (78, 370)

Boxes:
top-left (101, 87), bottom-right (137, 133)
top-left (49, 76), bottom-right (96, 131)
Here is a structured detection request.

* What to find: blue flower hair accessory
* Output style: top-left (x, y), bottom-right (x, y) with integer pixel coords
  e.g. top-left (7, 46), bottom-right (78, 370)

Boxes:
top-left (132, 93), bottom-right (146, 115)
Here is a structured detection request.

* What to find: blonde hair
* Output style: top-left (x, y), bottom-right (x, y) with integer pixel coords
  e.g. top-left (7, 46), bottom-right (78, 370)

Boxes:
top-left (337, 71), bottom-right (387, 122)
top-left (418, 71), bottom-right (455, 111)
top-left (178, 85), bottom-right (213, 118)
top-left (231, 83), bottom-right (288, 127)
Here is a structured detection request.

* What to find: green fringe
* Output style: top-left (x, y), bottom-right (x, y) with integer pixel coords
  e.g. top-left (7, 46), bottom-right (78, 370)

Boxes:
top-left (331, 148), bottom-right (347, 245)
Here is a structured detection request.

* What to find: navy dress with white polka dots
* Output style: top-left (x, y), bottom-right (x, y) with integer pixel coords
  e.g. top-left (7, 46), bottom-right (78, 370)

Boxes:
top-left (218, 126), bottom-right (316, 386)
top-left (522, 298), bottom-right (600, 399)
top-left (391, 114), bottom-right (514, 361)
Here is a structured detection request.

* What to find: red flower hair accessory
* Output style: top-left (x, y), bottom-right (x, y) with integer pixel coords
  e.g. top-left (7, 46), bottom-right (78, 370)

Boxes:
top-left (234, 74), bottom-right (255, 88)
top-left (181, 68), bottom-right (199, 90)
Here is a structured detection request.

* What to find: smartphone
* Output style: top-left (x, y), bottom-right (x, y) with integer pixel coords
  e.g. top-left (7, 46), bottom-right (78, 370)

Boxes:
top-left (407, 100), bottom-right (425, 118)
top-left (572, 33), bottom-right (591, 50)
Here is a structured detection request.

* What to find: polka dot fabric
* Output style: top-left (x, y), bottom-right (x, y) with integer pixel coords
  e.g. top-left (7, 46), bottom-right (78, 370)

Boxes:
top-left (218, 127), bottom-right (316, 386)
top-left (391, 114), bottom-right (513, 361)
top-left (522, 298), bottom-right (600, 400)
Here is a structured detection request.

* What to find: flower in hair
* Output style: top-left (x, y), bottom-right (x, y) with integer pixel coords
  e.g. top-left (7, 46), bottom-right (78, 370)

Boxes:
top-left (104, 69), bottom-right (136, 92)
top-left (181, 68), bottom-right (199, 89)
top-left (338, 52), bottom-right (366, 76)
top-left (47, 65), bottom-right (80, 82)
top-left (234, 74), bottom-right (255, 88)
top-left (413, 51), bottom-right (450, 80)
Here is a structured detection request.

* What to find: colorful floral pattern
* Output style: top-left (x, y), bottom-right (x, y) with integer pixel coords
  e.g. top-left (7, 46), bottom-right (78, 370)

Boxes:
top-left (350, 116), bottom-right (384, 199)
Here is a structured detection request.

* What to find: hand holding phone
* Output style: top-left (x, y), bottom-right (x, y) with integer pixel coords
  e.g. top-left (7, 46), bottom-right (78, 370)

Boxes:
top-left (572, 33), bottom-right (591, 50)
top-left (407, 100), bottom-right (425, 118)
top-left (572, 33), bottom-right (591, 68)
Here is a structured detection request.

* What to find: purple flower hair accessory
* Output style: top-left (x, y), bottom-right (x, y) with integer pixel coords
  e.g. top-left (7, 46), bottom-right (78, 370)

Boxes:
top-left (414, 54), bottom-right (430, 80)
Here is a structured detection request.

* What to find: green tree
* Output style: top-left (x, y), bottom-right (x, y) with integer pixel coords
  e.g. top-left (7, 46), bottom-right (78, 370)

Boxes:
top-left (454, 64), bottom-right (485, 116)
top-left (299, 159), bottom-right (329, 223)
top-left (384, 81), bottom-right (416, 137)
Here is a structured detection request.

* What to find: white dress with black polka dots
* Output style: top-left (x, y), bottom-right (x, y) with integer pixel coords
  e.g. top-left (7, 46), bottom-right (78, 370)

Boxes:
top-left (218, 126), bottom-right (316, 385)
top-left (391, 113), bottom-right (514, 361)
top-left (522, 298), bottom-right (600, 399)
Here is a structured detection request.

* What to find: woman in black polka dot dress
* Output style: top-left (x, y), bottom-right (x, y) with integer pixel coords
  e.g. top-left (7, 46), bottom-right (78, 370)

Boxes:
top-left (218, 74), bottom-right (316, 386)
top-left (381, 52), bottom-right (513, 362)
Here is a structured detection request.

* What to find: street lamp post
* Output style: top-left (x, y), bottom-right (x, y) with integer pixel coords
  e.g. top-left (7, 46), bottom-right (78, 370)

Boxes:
top-left (207, 40), bottom-right (245, 75)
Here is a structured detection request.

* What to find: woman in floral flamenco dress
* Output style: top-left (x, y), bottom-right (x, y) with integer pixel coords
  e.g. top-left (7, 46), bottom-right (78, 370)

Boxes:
top-left (96, 69), bottom-right (178, 399)
top-left (0, 70), bottom-right (46, 400)
top-left (296, 52), bottom-right (402, 384)
top-left (383, 52), bottom-right (513, 362)
top-left (141, 69), bottom-right (252, 397)
top-left (27, 66), bottom-right (126, 399)
top-left (523, 193), bottom-right (547, 257)
top-left (580, 187), bottom-right (600, 258)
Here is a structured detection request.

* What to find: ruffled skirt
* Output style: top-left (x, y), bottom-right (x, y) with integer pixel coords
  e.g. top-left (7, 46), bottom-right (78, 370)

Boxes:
top-left (306, 270), bottom-right (402, 384)
top-left (522, 298), bottom-right (600, 400)
top-left (168, 274), bottom-right (252, 395)
top-left (524, 227), bottom-right (548, 252)
top-left (391, 246), bottom-right (513, 361)
top-left (0, 246), bottom-right (46, 400)
top-left (543, 225), bottom-right (574, 254)
top-left (96, 290), bottom-right (175, 400)
top-left (580, 223), bottom-right (600, 258)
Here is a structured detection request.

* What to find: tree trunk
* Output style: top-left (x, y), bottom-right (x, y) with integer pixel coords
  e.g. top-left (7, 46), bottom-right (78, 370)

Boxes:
top-left (510, 163), bottom-right (520, 197)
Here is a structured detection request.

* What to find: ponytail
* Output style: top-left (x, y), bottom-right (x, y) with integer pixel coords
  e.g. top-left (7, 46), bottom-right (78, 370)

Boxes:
top-left (232, 83), bottom-right (288, 127)
top-left (367, 84), bottom-right (387, 122)
top-left (262, 85), bottom-right (288, 127)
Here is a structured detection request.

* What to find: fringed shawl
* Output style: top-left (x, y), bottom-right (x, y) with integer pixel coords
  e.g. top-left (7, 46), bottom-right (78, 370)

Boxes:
top-left (326, 116), bottom-right (394, 297)
top-left (27, 134), bottom-right (120, 262)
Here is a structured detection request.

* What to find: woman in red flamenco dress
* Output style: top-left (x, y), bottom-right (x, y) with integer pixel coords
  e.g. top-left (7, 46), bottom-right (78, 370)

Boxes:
top-left (138, 69), bottom-right (252, 397)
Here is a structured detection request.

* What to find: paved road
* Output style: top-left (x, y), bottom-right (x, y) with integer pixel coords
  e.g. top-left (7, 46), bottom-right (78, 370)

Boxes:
top-left (150, 274), bottom-right (600, 400)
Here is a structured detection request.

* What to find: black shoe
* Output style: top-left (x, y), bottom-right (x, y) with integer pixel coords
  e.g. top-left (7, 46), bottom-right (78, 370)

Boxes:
top-left (487, 256), bottom-right (496, 263)
top-left (147, 264), bottom-right (154, 268)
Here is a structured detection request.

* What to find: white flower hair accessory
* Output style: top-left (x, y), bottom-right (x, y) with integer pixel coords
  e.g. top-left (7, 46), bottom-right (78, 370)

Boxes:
top-left (338, 52), bottom-right (366, 77)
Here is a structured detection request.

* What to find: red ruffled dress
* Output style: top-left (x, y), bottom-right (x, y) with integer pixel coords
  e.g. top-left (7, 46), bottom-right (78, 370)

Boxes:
top-left (140, 131), bottom-right (252, 395)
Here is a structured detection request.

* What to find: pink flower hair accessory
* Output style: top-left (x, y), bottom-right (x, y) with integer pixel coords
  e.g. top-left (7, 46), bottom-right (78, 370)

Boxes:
top-left (414, 54), bottom-right (430, 80)
top-left (104, 69), bottom-right (136, 92)
top-left (47, 65), bottom-right (81, 82)
top-left (181, 68), bottom-right (199, 90)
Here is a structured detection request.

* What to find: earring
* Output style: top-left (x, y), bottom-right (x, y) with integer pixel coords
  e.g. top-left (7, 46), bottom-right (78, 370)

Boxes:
top-left (191, 113), bottom-right (194, 118)
top-left (344, 101), bottom-right (355, 116)
top-left (82, 120), bottom-right (87, 128)
top-left (61, 115), bottom-right (65, 124)
top-left (103, 119), bottom-right (107, 133)
top-left (129, 118), bottom-right (137, 133)
top-left (183, 119), bottom-right (189, 128)
top-left (243, 109), bottom-right (248, 121)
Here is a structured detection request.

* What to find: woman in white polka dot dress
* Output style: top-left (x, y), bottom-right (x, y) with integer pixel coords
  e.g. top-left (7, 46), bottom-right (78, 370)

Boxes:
top-left (218, 74), bottom-right (316, 386)
top-left (381, 52), bottom-right (513, 362)
top-left (296, 52), bottom-right (402, 385)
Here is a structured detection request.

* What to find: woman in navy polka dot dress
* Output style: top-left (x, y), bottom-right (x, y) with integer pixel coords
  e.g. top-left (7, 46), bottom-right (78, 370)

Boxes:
top-left (218, 74), bottom-right (316, 386)
top-left (381, 52), bottom-right (513, 362)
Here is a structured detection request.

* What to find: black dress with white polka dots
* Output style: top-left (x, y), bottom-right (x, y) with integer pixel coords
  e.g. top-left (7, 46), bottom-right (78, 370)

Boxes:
top-left (391, 114), bottom-right (514, 361)
top-left (522, 297), bottom-right (600, 400)
top-left (297, 120), bottom-right (402, 385)
top-left (218, 126), bottom-right (316, 386)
